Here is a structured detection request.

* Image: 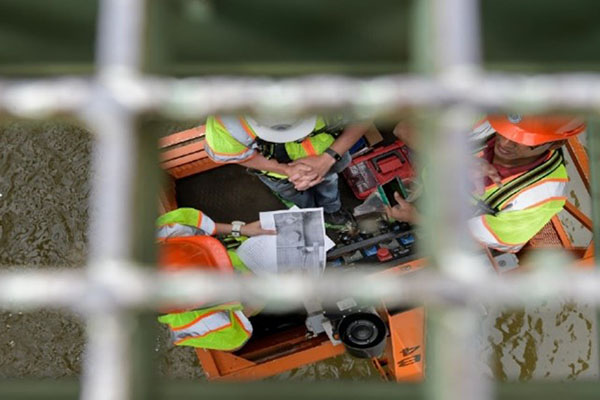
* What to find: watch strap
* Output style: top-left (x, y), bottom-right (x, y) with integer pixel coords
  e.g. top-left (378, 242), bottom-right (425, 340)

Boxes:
top-left (231, 221), bottom-right (246, 237)
top-left (324, 147), bottom-right (342, 162)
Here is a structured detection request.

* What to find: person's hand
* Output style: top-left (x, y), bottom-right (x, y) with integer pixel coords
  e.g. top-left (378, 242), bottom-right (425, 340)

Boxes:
top-left (290, 154), bottom-right (335, 180)
top-left (384, 192), bottom-right (419, 224)
top-left (292, 174), bottom-right (323, 191)
top-left (286, 162), bottom-right (316, 180)
top-left (240, 220), bottom-right (276, 237)
top-left (470, 158), bottom-right (502, 195)
top-left (288, 154), bottom-right (335, 190)
top-left (285, 163), bottom-right (319, 191)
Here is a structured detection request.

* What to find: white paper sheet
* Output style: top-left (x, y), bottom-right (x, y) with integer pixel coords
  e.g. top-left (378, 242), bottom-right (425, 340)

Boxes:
top-left (245, 207), bottom-right (333, 275)
top-left (260, 207), bottom-right (335, 251)
top-left (236, 235), bottom-right (278, 275)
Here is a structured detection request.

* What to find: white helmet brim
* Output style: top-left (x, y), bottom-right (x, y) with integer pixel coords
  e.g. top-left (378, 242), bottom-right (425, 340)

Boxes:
top-left (245, 115), bottom-right (317, 143)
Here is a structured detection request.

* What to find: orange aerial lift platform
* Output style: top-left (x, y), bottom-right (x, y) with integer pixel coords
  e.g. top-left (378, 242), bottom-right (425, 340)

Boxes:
top-left (158, 125), bottom-right (593, 382)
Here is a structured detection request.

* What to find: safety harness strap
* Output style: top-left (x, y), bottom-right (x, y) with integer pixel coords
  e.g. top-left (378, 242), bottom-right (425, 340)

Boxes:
top-left (483, 149), bottom-right (564, 212)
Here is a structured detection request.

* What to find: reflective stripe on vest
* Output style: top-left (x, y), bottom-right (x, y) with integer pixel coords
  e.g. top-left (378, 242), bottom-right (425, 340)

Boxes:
top-left (470, 150), bottom-right (568, 251)
top-left (300, 138), bottom-right (318, 156)
top-left (205, 116), bottom-right (257, 163)
top-left (470, 176), bottom-right (567, 252)
top-left (156, 223), bottom-right (206, 239)
top-left (159, 307), bottom-right (253, 350)
top-left (171, 310), bottom-right (252, 348)
top-left (171, 310), bottom-right (231, 344)
top-left (483, 150), bottom-right (564, 211)
top-left (468, 216), bottom-right (525, 253)
top-left (156, 208), bottom-right (217, 237)
top-left (209, 115), bottom-right (336, 177)
top-left (216, 115), bottom-right (256, 147)
top-left (204, 143), bottom-right (256, 163)
top-left (499, 179), bottom-right (567, 211)
top-left (469, 196), bottom-right (566, 253)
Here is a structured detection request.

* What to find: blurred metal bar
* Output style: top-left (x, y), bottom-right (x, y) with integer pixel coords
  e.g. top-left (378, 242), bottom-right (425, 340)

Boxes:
top-left (96, 0), bottom-right (145, 73)
top-left (80, 57), bottom-right (139, 400)
top-left (0, 270), bottom-right (87, 309)
top-left (5, 74), bottom-right (600, 117)
top-left (416, 0), bottom-right (487, 399)
top-left (84, 109), bottom-right (138, 263)
top-left (0, 0), bottom-right (597, 398)
top-left (419, 110), bottom-right (480, 264)
top-left (81, 311), bottom-right (135, 400)
top-left (80, 1), bottom-right (155, 400)
top-left (81, 92), bottom-right (140, 400)
top-left (426, 307), bottom-right (492, 400)
top-left (421, 110), bottom-right (490, 400)
top-left (143, 74), bottom-right (600, 115)
top-left (0, 78), bottom-right (92, 117)
top-left (4, 267), bottom-right (600, 311)
top-left (433, 0), bottom-right (481, 72)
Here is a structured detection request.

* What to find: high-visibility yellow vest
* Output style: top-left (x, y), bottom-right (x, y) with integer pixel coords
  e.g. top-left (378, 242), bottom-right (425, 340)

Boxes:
top-left (158, 302), bottom-right (253, 351)
top-left (156, 207), bottom-right (216, 237)
top-left (469, 149), bottom-right (568, 252)
top-left (156, 209), bottom-right (253, 350)
top-left (204, 115), bottom-right (337, 179)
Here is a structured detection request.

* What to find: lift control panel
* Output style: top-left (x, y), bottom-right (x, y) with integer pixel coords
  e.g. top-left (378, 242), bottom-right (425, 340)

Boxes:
top-left (326, 221), bottom-right (418, 268)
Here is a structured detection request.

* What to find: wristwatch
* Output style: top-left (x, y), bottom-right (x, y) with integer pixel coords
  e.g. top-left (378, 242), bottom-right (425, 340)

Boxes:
top-left (231, 221), bottom-right (246, 238)
top-left (324, 148), bottom-right (342, 162)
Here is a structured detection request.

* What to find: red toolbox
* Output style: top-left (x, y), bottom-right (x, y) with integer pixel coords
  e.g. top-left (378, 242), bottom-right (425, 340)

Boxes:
top-left (343, 141), bottom-right (415, 199)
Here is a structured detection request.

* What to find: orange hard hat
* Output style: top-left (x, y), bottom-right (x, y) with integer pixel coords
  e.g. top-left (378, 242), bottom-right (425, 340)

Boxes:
top-left (158, 235), bottom-right (233, 273)
top-left (487, 114), bottom-right (585, 146)
top-left (158, 235), bottom-right (233, 313)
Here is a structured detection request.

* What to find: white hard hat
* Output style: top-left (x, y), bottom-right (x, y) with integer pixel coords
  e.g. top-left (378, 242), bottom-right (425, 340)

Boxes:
top-left (245, 115), bottom-right (317, 143)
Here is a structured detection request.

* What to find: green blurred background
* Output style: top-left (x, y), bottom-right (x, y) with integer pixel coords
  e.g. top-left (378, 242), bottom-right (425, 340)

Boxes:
top-left (1, 0), bottom-right (600, 76)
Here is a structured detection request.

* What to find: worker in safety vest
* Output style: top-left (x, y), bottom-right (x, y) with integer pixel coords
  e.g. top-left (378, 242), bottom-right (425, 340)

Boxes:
top-left (204, 115), bottom-right (371, 225)
top-left (385, 114), bottom-right (586, 253)
top-left (156, 208), bottom-right (274, 350)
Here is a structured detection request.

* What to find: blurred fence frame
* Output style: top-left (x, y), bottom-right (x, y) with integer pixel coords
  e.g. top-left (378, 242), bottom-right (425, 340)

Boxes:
top-left (0, 1), bottom-right (600, 400)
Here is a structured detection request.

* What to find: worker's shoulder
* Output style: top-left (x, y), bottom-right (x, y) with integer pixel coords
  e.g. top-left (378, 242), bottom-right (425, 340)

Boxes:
top-left (504, 165), bottom-right (568, 210)
top-left (205, 115), bottom-right (226, 135)
top-left (204, 116), bottom-right (248, 143)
